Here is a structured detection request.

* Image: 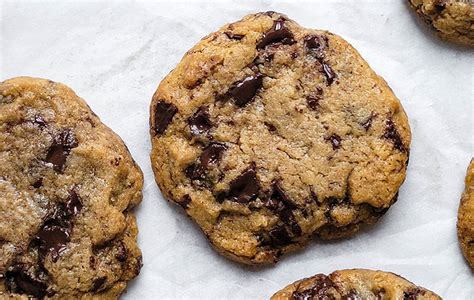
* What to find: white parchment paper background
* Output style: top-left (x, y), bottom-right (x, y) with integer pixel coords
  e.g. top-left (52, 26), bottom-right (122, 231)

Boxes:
top-left (1, 0), bottom-right (473, 299)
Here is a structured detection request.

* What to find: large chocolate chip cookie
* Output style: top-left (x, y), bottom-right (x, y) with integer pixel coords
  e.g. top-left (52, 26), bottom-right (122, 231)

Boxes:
top-left (150, 12), bottom-right (411, 264)
top-left (0, 77), bottom-right (143, 298)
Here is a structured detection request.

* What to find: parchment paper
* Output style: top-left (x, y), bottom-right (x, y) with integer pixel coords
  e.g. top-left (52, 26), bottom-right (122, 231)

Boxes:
top-left (1, 0), bottom-right (473, 299)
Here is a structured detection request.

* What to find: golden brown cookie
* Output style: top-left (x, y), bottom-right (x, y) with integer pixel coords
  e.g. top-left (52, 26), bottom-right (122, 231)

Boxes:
top-left (271, 269), bottom-right (441, 300)
top-left (0, 77), bottom-right (143, 298)
top-left (408, 0), bottom-right (474, 47)
top-left (150, 12), bottom-right (411, 264)
top-left (457, 158), bottom-right (474, 268)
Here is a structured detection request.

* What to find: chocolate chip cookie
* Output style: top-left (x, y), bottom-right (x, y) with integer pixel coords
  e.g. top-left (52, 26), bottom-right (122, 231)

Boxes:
top-left (271, 269), bottom-right (441, 299)
top-left (150, 12), bottom-right (411, 264)
top-left (457, 158), bottom-right (474, 268)
top-left (408, 0), bottom-right (474, 47)
top-left (0, 77), bottom-right (143, 298)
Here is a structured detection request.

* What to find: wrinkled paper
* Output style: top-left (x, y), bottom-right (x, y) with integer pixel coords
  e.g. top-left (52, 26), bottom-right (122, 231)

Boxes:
top-left (1, 0), bottom-right (473, 299)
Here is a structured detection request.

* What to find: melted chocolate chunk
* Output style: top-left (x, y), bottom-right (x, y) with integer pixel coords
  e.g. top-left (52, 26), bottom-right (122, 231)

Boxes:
top-left (226, 165), bottom-right (259, 203)
top-left (264, 122), bottom-right (277, 132)
top-left (268, 226), bottom-right (292, 246)
top-left (229, 74), bottom-right (263, 107)
top-left (5, 267), bottom-right (47, 298)
top-left (264, 182), bottom-right (302, 236)
top-left (188, 107), bottom-right (212, 135)
top-left (185, 163), bottom-right (205, 181)
top-left (115, 242), bottom-right (128, 262)
top-left (322, 62), bottom-right (336, 86)
top-left (179, 194), bottom-right (192, 209)
top-left (257, 18), bottom-right (295, 49)
top-left (292, 274), bottom-right (334, 300)
top-left (327, 134), bottom-right (342, 150)
top-left (153, 101), bottom-right (178, 135)
top-left (200, 143), bottom-right (227, 168)
top-left (383, 118), bottom-right (406, 152)
top-left (45, 130), bottom-right (78, 172)
top-left (271, 182), bottom-right (297, 209)
top-left (37, 224), bottom-right (71, 262)
top-left (434, 0), bottom-right (447, 12)
top-left (32, 178), bottom-right (43, 189)
top-left (304, 34), bottom-right (328, 59)
top-left (224, 32), bottom-right (244, 40)
top-left (65, 189), bottom-right (82, 217)
top-left (403, 288), bottom-right (423, 300)
top-left (91, 276), bottom-right (106, 292)
top-left (306, 87), bottom-right (323, 110)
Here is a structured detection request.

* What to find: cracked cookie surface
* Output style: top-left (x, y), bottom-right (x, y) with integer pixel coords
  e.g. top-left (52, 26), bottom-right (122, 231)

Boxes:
top-left (408, 0), bottom-right (474, 47)
top-left (150, 12), bottom-right (411, 264)
top-left (457, 158), bottom-right (474, 268)
top-left (0, 77), bottom-right (143, 298)
top-left (270, 269), bottom-right (441, 300)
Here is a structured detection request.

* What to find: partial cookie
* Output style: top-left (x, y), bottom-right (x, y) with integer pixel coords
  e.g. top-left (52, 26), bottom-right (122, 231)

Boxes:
top-left (457, 158), bottom-right (474, 268)
top-left (150, 12), bottom-right (411, 264)
top-left (271, 269), bottom-right (441, 300)
top-left (0, 77), bottom-right (143, 298)
top-left (408, 0), bottom-right (474, 47)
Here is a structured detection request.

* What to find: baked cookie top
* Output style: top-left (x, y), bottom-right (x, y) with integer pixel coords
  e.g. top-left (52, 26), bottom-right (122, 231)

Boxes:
top-left (150, 12), bottom-right (411, 264)
top-left (457, 158), bottom-right (474, 268)
top-left (408, 0), bottom-right (474, 47)
top-left (270, 269), bottom-right (441, 300)
top-left (0, 77), bottom-right (143, 298)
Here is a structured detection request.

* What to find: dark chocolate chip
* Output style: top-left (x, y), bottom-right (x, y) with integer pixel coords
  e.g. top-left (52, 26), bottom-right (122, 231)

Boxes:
top-left (361, 114), bottom-right (375, 130)
top-left (342, 290), bottom-right (362, 300)
top-left (91, 276), bottom-right (106, 292)
top-left (185, 163), bottom-right (205, 181)
top-left (262, 11), bottom-right (277, 17)
top-left (114, 241), bottom-right (128, 262)
top-left (322, 62), bottom-right (336, 86)
top-left (268, 226), bottom-right (292, 246)
top-left (264, 122), bottom-right (277, 132)
top-left (292, 274), bottom-right (334, 300)
top-left (32, 178), bottom-right (43, 189)
top-left (229, 73), bottom-right (263, 107)
top-left (226, 165), bottom-right (259, 203)
top-left (434, 0), bottom-right (447, 12)
top-left (36, 224), bottom-right (71, 262)
top-left (5, 267), bottom-right (47, 298)
top-left (179, 194), bottom-right (192, 209)
top-left (304, 34), bottom-right (328, 59)
top-left (257, 17), bottom-right (295, 49)
top-left (65, 189), bottom-right (82, 217)
top-left (45, 130), bottom-right (78, 172)
top-left (383, 118), bottom-right (406, 152)
top-left (224, 32), bottom-right (244, 40)
top-left (188, 107), bottom-right (212, 135)
top-left (306, 87), bottom-right (323, 110)
top-left (403, 288), bottom-right (424, 300)
top-left (327, 134), bottom-right (342, 150)
top-left (200, 143), bottom-right (227, 168)
top-left (153, 101), bottom-right (178, 135)
top-left (271, 182), bottom-right (297, 209)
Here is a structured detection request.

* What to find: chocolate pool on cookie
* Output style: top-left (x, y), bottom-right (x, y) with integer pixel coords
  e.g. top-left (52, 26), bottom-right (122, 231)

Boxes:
top-left (150, 12), bottom-right (411, 264)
